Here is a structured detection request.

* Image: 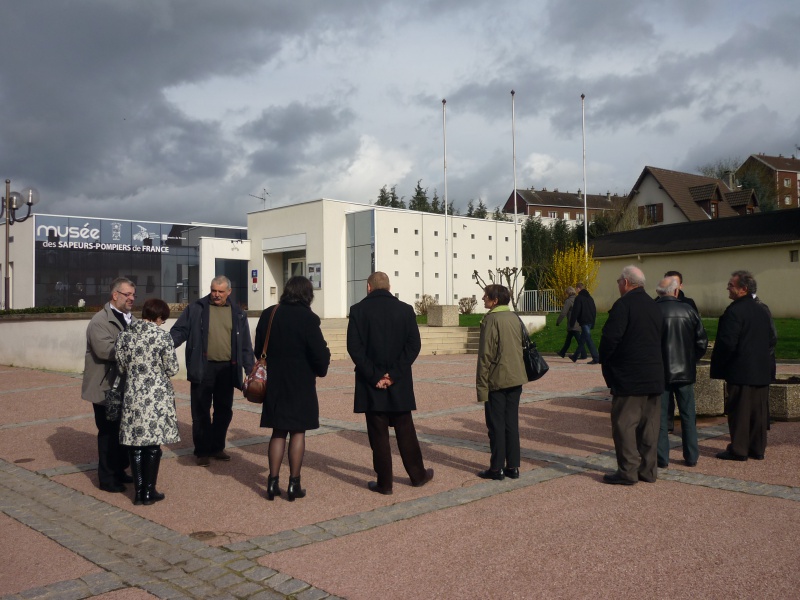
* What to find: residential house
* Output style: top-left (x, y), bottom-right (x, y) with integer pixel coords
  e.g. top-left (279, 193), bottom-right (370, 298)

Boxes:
top-left (736, 153), bottom-right (800, 210)
top-left (625, 166), bottom-right (741, 227)
top-left (503, 188), bottom-right (617, 225)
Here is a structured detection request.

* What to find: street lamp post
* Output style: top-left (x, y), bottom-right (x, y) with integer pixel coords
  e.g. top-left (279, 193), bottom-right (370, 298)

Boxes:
top-left (2, 179), bottom-right (40, 310)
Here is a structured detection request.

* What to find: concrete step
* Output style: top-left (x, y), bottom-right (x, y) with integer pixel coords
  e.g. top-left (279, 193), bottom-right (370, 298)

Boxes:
top-left (322, 325), bottom-right (480, 359)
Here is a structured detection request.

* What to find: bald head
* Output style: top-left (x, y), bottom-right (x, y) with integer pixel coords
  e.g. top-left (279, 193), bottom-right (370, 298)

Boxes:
top-left (656, 276), bottom-right (679, 297)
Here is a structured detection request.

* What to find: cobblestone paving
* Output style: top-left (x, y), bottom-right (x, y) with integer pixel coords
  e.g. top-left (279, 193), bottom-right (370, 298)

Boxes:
top-left (1, 363), bottom-right (798, 599)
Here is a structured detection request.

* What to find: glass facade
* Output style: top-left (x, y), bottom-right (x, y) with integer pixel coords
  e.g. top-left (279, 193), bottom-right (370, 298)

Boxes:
top-left (33, 215), bottom-right (247, 308)
top-left (346, 210), bottom-right (375, 310)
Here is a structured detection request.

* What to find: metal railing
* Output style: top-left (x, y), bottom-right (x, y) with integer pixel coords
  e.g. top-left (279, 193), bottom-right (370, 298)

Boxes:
top-left (518, 289), bottom-right (560, 313)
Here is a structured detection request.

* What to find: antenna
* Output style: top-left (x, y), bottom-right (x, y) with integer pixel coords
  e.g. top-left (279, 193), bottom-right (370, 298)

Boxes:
top-left (248, 188), bottom-right (270, 210)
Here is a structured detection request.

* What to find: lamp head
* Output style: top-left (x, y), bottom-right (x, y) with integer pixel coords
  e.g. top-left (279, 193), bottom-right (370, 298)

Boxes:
top-left (21, 187), bottom-right (40, 206)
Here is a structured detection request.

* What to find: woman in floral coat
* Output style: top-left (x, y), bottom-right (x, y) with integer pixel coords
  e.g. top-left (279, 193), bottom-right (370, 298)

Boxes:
top-left (115, 298), bottom-right (180, 505)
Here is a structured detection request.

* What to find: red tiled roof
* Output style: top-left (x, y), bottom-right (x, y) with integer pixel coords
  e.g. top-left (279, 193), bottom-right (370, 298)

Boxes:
top-left (748, 154), bottom-right (800, 173)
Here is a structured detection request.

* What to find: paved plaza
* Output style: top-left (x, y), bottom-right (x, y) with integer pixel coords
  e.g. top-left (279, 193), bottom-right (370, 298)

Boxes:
top-left (1, 354), bottom-right (799, 599)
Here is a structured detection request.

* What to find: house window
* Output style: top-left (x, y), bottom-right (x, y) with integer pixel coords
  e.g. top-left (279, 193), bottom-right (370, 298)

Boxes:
top-left (785, 196), bottom-right (793, 206)
top-left (710, 202), bottom-right (718, 218)
top-left (435, 273), bottom-right (439, 278)
top-left (638, 203), bottom-right (664, 224)
top-left (454, 294), bottom-right (458, 300)
top-left (534, 210), bottom-right (541, 217)
top-left (434, 231), bottom-right (439, 236)
top-left (435, 294), bottom-right (439, 300)
top-left (453, 232), bottom-right (457, 238)
top-left (489, 235), bottom-right (492, 240)
top-left (434, 251), bottom-right (439, 257)
top-left (564, 212), bottom-right (570, 220)
top-left (506, 256), bottom-right (509, 261)
top-left (394, 271), bottom-right (399, 276)
top-left (790, 250), bottom-right (799, 262)
top-left (453, 253), bottom-right (457, 258)
top-left (471, 234), bottom-right (475, 239)
top-left (505, 237), bottom-right (509, 242)
top-left (489, 255), bottom-right (493, 260)
top-left (394, 228), bottom-right (398, 233)
top-left (395, 293), bottom-right (400, 298)
top-left (394, 249), bottom-right (398, 255)
top-left (414, 229), bottom-right (419, 235)
top-left (415, 250), bottom-right (419, 256)
top-left (415, 272), bottom-right (419, 277)
top-left (548, 211), bottom-right (557, 218)
top-left (784, 178), bottom-right (792, 187)
top-left (454, 273), bottom-right (458, 279)
top-left (471, 254), bottom-right (475, 259)
top-left (416, 294), bottom-right (420, 299)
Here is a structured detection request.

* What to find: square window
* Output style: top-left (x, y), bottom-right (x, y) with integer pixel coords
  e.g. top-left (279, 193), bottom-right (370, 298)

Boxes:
top-left (489, 235), bottom-right (492, 240)
top-left (548, 211), bottom-right (557, 218)
top-left (506, 256), bottom-right (509, 261)
top-left (471, 254), bottom-right (475, 259)
top-left (416, 293), bottom-right (420, 299)
top-left (395, 293), bottom-right (400, 298)
top-left (415, 272), bottom-right (419, 277)
top-left (435, 273), bottom-right (439, 278)
top-left (505, 237), bottom-right (508, 242)
top-left (785, 196), bottom-right (792, 206)
top-left (394, 249), bottom-right (398, 255)
top-left (791, 250), bottom-right (799, 262)
top-left (394, 271), bottom-right (399, 276)
top-left (453, 232), bottom-right (457, 238)
top-left (434, 231), bottom-right (439, 236)
top-left (471, 234), bottom-right (475, 239)
top-left (564, 212), bottom-right (570, 220)
top-left (453, 253), bottom-right (457, 258)
top-left (435, 251), bottom-right (439, 257)
top-left (414, 229), bottom-right (419, 235)
top-left (489, 255), bottom-right (493, 260)
top-left (435, 294), bottom-right (439, 300)
top-left (415, 250), bottom-right (419, 256)
top-left (454, 294), bottom-right (459, 299)
top-left (394, 228), bottom-right (398, 233)
top-left (784, 178), bottom-right (792, 187)
top-left (534, 210), bottom-right (541, 217)
top-left (454, 273), bottom-right (458, 279)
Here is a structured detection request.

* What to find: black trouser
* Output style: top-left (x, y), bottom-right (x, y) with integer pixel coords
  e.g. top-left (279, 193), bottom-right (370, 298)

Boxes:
top-left (92, 403), bottom-right (129, 486)
top-left (559, 330), bottom-right (582, 357)
top-left (725, 384), bottom-right (769, 458)
top-left (190, 361), bottom-right (234, 457)
top-left (484, 386), bottom-right (522, 472)
top-left (365, 411), bottom-right (427, 489)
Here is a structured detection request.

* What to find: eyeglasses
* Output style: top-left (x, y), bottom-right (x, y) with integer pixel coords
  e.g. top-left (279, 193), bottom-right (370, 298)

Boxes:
top-left (116, 291), bottom-right (136, 299)
top-left (616, 278), bottom-right (626, 284)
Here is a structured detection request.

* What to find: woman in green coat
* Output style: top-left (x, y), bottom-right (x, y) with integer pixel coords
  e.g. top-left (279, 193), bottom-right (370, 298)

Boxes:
top-left (476, 285), bottom-right (529, 481)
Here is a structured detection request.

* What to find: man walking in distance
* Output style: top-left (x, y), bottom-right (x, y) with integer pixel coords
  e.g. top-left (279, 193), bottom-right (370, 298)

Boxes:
top-left (655, 276), bottom-right (707, 468)
top-left (569, 282), bottom-right (599, 364)
top-left (347, 271), bottom-right (434, 495)
top-left (171, 276), bottom-right (254, 467)
top-left (599, 265), bottom-right (664, 485)
top-left (710, 270), bottom-right (776, 461)
top-left (82, 277), bottom-right (136, 492)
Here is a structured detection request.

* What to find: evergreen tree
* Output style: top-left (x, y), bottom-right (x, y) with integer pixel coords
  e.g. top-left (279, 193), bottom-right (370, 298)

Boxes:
top-left (389, 185), bottom-right (405, 209)
top-left (475, 199), bottom-right (489, 219)
top-left (408, 180), bottom-right (431, 212)
top-left (466, 200), bottom-right (475, 217)
top-left (492, 206), bottom-right (511, 221)
top-left (375, 185), bottom-right (391, 206)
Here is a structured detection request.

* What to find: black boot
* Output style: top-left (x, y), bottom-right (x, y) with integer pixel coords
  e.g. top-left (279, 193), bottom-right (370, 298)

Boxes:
top-left (142, 446), bottom-right (165, 505)
top-left (287, 476), bottom-right (306, 501)
top-left (267, 475), bottom-right (281, 501)
top-left (129, 448), bottom-right (145, 506)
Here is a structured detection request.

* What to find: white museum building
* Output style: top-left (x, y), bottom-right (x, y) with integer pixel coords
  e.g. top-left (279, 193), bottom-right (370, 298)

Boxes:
top-left (246, 198), bottom-right (523, 319)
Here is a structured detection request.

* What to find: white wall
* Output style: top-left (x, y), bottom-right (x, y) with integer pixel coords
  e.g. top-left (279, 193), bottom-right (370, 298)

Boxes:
top-left (0, 218), bottom-right (35, 309)
top-left (626, 175), bottom-right (691, 226)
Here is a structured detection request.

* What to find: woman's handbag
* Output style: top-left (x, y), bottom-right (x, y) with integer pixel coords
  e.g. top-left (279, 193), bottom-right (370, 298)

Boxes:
top-left (104, 374), bottom-right (124, 421)
top-left (243, 305), bottom-right (278, 404)
top-left (519, 317), bottom-right (549, 382)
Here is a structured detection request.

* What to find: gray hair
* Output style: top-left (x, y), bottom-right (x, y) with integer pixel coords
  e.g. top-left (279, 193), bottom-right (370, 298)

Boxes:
top-left (566, 286), bottom-right (576, 296)
top-left (211, 275), bottom-right (232, 290)
top-left (110, 277), bottom-right (135, 294)
top-left (656, 276), bottom-right (679, 297)
top-left (621, 265), bottom-right (646, 288)
top-left (731, 270), bottom-right (756, 294)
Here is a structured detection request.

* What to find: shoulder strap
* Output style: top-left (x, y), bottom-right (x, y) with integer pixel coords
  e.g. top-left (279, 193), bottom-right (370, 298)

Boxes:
top-left (260, 305), bottom-right (278, 359)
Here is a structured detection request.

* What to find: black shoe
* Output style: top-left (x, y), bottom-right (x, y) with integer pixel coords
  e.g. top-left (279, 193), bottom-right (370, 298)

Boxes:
top-left (211, 450), bottom-right (231, 461)
top-left (685, 460), bottom-right (697, 467)
top-left (99, 482), bottom-right (126, 493)
top-left (557, 351), bottom-right (566, 358)
top-left (602, 473), bottom-right (636, 486)
top-left (477, 469), bottom-right (505, 480)
top-left (503, 467), bottom-right (520, 479)
top-left (116, 472), bottom-right (134, 484)
top-left (587, 359), bottom-right (599, 365)
top-left (411, 468), bottom-right (434, 488)
top-left (657, 460), bottom-right (668, 468)
top-left (266, 475), bottom-right (281, 501)
top-left (748, 452), bottom-right (765, 460)
top-left (716, 450), bottom-right (747, 462)
top-left (569, 355), bottom-right (578, 363)
top-left (287, 476), bottom-right (306, 501)
top-left (638, 474), bottom-right (656, 483)
top-left (367, 481), bottom-right (393, 495)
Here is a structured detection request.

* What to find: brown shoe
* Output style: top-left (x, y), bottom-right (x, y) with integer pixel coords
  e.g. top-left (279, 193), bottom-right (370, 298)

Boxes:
top-left (211, 450), bottom-right (231, 461)
top-left (196, 456), bottom-right (211, 467)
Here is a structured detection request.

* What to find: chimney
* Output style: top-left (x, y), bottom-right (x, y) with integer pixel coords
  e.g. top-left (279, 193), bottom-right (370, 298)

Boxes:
top-left (725, 171), bottom-right (735, 190)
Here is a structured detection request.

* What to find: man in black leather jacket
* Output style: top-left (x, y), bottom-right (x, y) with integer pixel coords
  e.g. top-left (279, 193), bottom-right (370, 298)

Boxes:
top-left (655, 276), bottom-right (708, 468)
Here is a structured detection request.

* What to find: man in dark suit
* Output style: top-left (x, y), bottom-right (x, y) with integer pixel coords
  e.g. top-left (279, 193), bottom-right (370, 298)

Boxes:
top-left (347, 271), bottom-right (434, 495)
top-left (599, 265), bottom-right (664, 485)
top-left (710, 270), bottom-right (776, 461)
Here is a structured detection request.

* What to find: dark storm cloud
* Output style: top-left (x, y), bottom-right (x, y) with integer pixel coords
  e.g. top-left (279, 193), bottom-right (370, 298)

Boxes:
top-left (0, 0), bottom-right (379, 214)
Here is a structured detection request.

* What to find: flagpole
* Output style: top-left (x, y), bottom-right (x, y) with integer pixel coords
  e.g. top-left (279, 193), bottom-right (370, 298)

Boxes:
top-left (442, 98), bottom-right (450, 304)
top-left (511, 90), bottom-right (519, 301)
top-left (581, 93), bottom-right (588, 257)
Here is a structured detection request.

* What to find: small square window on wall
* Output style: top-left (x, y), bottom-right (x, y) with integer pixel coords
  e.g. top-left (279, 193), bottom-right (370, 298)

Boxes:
top-left (506, 256), bottom-right (509, 261)
top-left (415, 272), bottom-right (419, 277)
top-left (394, 228), bottom-right (398, 233)
top-left (489, 235), bottom-right (492, 240)
top-left (454, 294), bottom-right (458, 299)
top-left (435, 273), bottom-right (439, 278)
top-left (434, 251), bottom-right (439, 257)
top-left (489, 255), bottom-right (493, 260)
top-left (453, 253), bottom-right (457, 258)
top-left (471, 234), bottom-right (475, 239)
top-left (415, 229), bottom-right (419, 235)
top-left (415, 250), bottom-right (419, 256)
top-left (784, 178), bottom-right (792, 187)
top-left (394, 249), bottom-right (398, 255)
top-left (435, 294), bottom-right (439, 300)
top-left (434, 231), bottom-right (439, 236)
top-left (453, 232), bottom-right (457, 238)
top-left (505, 237), bottom-right (508, 242)
top-left (395, 293), bottom-right (400, 298)
top-left (416, 293), bottom-right (420, 299)
top-left (785, 196), bottom-right (792, 206)
top-left (791, 250), bottom-right (799, 263)
top-left (394, 271), bottom-right (399, 276)
top-left (454, 273), bottom-right (458, 279)
top-left (471, 254), bottom-right (475, 259)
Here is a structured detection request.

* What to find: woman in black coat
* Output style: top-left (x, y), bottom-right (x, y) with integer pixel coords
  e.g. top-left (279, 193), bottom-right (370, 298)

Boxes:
top-left (254, 276), bottom-right (330, 501)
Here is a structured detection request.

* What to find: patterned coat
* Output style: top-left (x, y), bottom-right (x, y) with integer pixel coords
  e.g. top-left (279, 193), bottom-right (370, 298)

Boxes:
top-left (115, 320), bottom-right (181, 446)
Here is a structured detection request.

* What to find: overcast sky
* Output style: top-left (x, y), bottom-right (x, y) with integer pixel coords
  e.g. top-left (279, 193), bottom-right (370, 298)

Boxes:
top-left (3, 0), bottom-right (799, 226)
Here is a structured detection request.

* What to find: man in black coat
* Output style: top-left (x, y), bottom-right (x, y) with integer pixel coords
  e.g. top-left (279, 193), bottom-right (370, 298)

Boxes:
top-left (171, 276), bottom-right (254, 467)
top-left (655, 276), bottom-right (708, 468)
top-left (599, 265), bottom-right (664, 485)
top-left (569, 282), bottom-right (599, 364)
top-left (347, 272), bottom-right (434, 495)
top-left (710, 270), bottom-right (776, 461)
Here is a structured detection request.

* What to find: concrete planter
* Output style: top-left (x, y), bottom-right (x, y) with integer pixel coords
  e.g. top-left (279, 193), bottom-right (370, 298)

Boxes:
top-left (427, 304), bottom-right (459, 327)
top-left (770, 378), bottom-right (800, 422)
top-left (694, 363), bottom-right (725, 417)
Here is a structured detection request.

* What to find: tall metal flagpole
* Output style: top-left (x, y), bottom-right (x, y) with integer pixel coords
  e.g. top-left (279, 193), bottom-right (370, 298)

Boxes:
top-left (442, 99), bottom-right (450, 304)
top-left (511, 90), bottom-right (519, 301)
top-left (581, 93), bottom-right (588, 257)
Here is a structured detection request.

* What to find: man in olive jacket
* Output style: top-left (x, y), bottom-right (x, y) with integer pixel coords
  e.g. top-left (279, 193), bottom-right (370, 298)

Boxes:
top-left (81, 277), bottom-right (136, 493)
top-left (710, 270), bottom-right (775, 461)
top-left (347, 272), bottom-right (434, 495)
top-left (599, 265), bottom-right (664, 485)
top-left (171, 276), bottom-right (254, 466)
